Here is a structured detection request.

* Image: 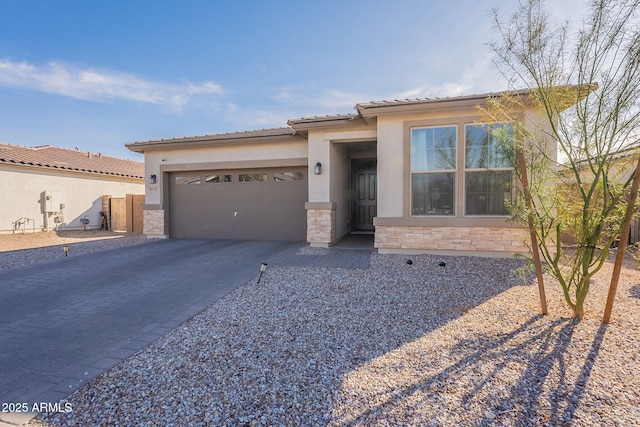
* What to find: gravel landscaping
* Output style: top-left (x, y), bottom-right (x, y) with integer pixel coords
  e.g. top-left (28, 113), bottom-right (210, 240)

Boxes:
top-left (23, 247), bottom-right (640, 426)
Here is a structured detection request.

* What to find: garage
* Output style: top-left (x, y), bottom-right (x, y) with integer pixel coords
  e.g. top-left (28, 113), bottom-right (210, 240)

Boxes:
top-left (169, 167), bottom-right (307, 240)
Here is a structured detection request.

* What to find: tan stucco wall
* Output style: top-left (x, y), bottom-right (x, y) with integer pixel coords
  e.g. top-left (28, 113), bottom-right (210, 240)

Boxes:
top-left (375, 106), bottom-right (553, 219)
top-left (133, 95), bottom-right (556, 255)
top-left (0, 166), bottom-right (144, 233)
top-left (305, 126), bottom-right (377, 244)
top-left (370, 105), bottom-right (554, 254)
top-left (376, 117), bottom-right (404, 217)
top-left (330, 143), bottom-right (351, 239)
top-left (140, 138), bottom-right (308, 237)
top-left (377, 108), bottom-right (500, 220)
top-left (307, 130), bottom-right (331, 203)
top-left (143, 140), bottom-right (308, 206)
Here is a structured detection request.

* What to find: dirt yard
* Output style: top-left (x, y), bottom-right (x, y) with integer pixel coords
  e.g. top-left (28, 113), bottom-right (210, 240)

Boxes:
top-left (0, 230), bottom-right (141, 252)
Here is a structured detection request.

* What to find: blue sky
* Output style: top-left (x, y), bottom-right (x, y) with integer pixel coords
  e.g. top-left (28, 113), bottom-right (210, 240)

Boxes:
top-left (1, 0), bottom-right (586, 160)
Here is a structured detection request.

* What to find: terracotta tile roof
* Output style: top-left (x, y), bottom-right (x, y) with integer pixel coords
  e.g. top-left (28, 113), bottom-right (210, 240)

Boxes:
top-left (0, 143), bottom-right (144, 179)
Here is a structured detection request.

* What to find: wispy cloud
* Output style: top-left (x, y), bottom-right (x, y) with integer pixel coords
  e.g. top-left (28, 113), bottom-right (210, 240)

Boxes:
top-left (273, 86), bottom-right (366, 114)
top-left (394, 82), bottom-right (470, 100)
top-left (0, 59), bottom-right (223, 111)
top-left (314, 89), bottom-right (365, 112)
top-left (222, 102), bottom-right (296, 130)
top-left (218, 86), bottom-right (366, 129)
top-left (395, 57), bottom-right (508, 100)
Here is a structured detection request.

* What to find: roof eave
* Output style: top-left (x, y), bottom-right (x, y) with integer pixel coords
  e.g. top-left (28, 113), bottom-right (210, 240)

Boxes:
top-left (0, 159), bottom-right (144, 179)
top-left (126, 130), bottom-right (305, 153)
top-left (288, 114), bottom-right (370, 132)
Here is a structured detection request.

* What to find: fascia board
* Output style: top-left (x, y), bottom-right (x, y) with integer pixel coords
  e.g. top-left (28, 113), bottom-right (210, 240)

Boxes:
top-left (126, 134), bottom-right (306, 153)
top-left (288, 116), bottom-right (370, 132)
top-left (357, 97), bottom-right (495, 120)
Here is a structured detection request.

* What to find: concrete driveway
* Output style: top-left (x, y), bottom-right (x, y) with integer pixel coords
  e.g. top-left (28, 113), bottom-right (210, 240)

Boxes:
top-left (0, 237), bottom-right (373, 412)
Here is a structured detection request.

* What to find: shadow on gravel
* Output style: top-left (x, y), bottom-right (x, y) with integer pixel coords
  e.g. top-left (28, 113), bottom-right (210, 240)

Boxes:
top-left (630, 285), bottom-right (640, 299)
top-left (334, 316), bottom-right (607, 426)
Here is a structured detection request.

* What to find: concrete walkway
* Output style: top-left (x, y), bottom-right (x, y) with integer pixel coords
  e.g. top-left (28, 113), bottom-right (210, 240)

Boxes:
top-left (0, 238), bottom-right (371, 424)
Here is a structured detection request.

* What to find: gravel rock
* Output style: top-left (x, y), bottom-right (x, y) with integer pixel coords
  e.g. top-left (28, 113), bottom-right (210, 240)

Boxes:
top-left (25, 251), bottom-right (640, 426)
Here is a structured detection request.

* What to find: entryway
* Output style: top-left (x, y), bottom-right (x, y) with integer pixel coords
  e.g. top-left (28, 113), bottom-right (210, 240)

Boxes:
top-left (332, 233), bottom-right (375, 249)
top-left (351, 159), bottom-right (377, 232)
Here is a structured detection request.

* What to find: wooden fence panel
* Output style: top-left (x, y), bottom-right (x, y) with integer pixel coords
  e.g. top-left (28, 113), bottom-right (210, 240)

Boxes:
top-left (630, 217), bottom-right (640, 245)
top-left (126, 194), bottom-right (145, 233)
top-left (110, 198), bottom-right (127, 231)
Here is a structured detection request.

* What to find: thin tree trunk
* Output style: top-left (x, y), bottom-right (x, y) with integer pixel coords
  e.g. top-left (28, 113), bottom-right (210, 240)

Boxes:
top-left (603, 156), bottom-right (640, 323)
top-left (518, 151), bottom-right (548, 315)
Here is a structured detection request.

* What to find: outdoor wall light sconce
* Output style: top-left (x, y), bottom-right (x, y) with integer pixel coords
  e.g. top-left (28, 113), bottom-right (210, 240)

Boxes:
top-left (149, 174), bottom-right (157, 184)
top-left (257, 262), bottom-right (268, 284)
top-left (314, 162), bottom-right (322, 175)
top-left (63, 245), bottom-right (69, 257)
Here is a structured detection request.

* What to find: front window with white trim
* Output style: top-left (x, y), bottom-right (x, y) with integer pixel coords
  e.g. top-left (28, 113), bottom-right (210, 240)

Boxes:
top-left (410, 126), bottom-right (457, 216)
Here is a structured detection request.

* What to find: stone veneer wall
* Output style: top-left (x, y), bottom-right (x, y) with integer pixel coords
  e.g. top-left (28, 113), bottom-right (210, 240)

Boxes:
top-left (143, 209), bottom-right (166, 237)
top-left (306, 208), bottom-right (336, 245)
top-left (375, 226), bottom-right (529, 254)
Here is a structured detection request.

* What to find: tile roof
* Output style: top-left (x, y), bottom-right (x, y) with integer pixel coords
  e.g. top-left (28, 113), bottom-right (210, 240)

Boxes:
top-left (126, 127), bottom-right (305, 153)
top-left (354, 88), bottom-right (535, 111)
top-left (287, 113), bottom-right (359, 125)
top-left (130, 127), bottom-right (297, 145)
top-left (0, 143), bottom-right (144, 179)
top-left (287, 89), bottom-right (537, 126)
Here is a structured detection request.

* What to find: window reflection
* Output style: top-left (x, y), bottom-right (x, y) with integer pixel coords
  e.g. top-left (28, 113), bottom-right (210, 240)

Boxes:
top-left (412, 173), bottom-right (455, 215)
top-left (465, 171), bottom-right (512, 215)
top-left (465, 123), bottom-right (514, 216)
top-left (411, 126), bottom-right (456, 216)
top-left (239, 173), bottom-right (267, 182)
top-left (411, 126), bottom-right (457, 171)
top-left (175, 175), bottom-right (201, 185)
top-left (465, 124), bottom-right (513, 169)
top-left (274, 171), bottom-right (304, 182)
top-left (205, 174), bottom-right (232, 183)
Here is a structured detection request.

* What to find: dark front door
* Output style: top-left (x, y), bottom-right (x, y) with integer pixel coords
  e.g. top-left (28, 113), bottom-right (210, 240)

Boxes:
top-left (352, 159), bottom-right (377, 231)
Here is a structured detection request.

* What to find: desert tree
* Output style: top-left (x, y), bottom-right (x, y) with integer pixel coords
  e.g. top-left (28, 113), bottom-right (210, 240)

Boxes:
top-left (484, 0), bottom-right (640, 318)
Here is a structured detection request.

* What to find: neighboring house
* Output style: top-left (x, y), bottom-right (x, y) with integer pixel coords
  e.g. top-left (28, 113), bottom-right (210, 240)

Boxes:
top-left (568, 145), bottom-right (640, 245)
top-left (0, 143), bottom-right (144, 233)
top-left (612, 146), bottom-right (640, 244)
top-left (126, 89), bottom-right (557, 256)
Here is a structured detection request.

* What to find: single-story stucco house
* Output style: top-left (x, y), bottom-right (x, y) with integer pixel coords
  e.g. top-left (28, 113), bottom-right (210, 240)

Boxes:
top-left (0, 143), bottom-right (144, 233)
top-left (126, 89), bottom-right (556, 256)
